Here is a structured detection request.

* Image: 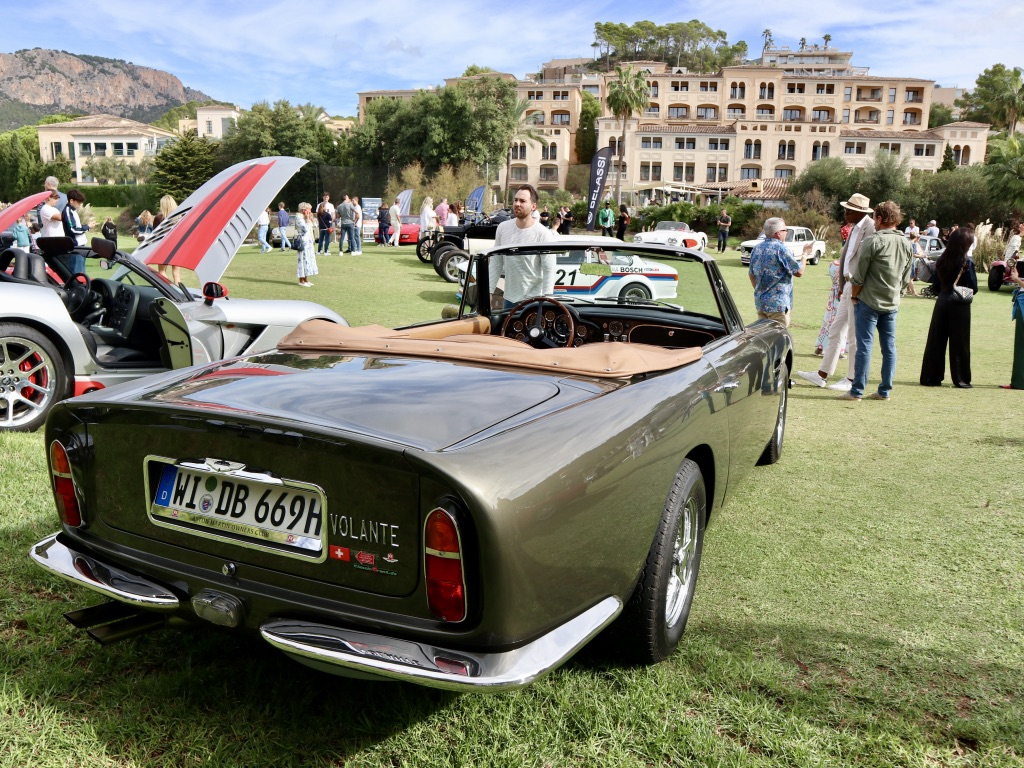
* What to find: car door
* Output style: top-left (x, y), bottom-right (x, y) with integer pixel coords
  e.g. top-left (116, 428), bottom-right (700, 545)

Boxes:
top-left (149, 298), bottom-right (193, 370)
top-left (554, 250), bottom-right (603, 296)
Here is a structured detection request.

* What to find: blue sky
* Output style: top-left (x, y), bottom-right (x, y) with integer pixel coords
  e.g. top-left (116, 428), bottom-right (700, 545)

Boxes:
top-left (8, 0), bottom-right (1021, 117)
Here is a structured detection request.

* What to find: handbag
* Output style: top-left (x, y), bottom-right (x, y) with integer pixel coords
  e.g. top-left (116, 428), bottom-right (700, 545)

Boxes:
top-left (291, 238), bottom-right (304, 252)
top-left (950, 265), bottom-right (973, 304)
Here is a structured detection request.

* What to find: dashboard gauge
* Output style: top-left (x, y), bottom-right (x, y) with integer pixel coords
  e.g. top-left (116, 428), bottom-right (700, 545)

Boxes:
top-left (512, 320), bottom-right (524, 333)
top-left (554, 317), bottom-right (570, 335)
top-left (576, 326), bottom-right (587, 338)
top-left (609, 321), bottom-right (624, 336)
top-left (543, 310), bottom-right (555, 324)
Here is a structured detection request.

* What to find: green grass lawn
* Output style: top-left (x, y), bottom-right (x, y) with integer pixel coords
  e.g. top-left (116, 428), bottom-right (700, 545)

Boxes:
top-left (1, 242), bottom-right (1022, 767)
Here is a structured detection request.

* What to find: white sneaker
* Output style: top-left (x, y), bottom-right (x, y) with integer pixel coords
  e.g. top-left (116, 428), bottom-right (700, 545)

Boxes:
top-left (828, 378), bottom-right (853, 392)
top-left (797, 370), bottom-right (827, 388)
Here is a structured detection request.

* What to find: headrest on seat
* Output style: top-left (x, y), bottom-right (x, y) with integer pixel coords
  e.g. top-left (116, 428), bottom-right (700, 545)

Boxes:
top-left (36, 236), bottom-right (76, 256)
top-left (1, 248), bottom-right (48, 284)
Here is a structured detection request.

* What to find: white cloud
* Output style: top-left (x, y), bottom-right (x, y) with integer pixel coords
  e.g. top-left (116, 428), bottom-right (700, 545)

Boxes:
top-left (3, 0), bottom-right (1021, 115)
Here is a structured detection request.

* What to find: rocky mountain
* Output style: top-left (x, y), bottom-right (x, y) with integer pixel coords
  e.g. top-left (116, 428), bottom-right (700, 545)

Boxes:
top-left (0, 48), bottom-right (212, 130)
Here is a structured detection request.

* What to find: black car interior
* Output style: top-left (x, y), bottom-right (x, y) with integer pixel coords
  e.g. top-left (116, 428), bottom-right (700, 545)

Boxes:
top-left (9, 237), bottom-right (166, 368)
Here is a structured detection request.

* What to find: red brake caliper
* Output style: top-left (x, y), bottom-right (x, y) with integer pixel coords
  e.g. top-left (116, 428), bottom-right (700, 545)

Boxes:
top-left (19, 352), bottom-right (48, 400)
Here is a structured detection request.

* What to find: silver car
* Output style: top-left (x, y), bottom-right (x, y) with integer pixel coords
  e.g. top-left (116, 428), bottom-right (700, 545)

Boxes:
top-left (0, 157), bottom-right (347, 431)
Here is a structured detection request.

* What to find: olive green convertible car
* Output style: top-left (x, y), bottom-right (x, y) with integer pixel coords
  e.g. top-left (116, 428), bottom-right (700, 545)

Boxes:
top-left (30, 241), bottom-right (792, 691)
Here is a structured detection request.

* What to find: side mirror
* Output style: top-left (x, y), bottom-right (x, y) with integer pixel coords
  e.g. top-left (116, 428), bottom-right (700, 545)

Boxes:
top-left (202, 281), bottom-right (228, 306)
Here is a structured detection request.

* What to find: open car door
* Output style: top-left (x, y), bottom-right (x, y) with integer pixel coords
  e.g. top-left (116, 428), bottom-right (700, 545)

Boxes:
top-left (136, 156), bottom-right (306, 286)
top-left (150, 298), bottom-right (193, 370)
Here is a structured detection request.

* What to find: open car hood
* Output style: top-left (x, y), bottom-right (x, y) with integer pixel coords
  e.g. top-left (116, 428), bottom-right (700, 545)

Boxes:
top-left (0, 191), bottom-right (51, 232)
top-left (136, 156), bottom-right (306, 285)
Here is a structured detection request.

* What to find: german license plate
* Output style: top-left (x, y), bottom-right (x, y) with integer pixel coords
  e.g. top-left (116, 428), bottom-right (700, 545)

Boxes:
top-left (149, 460), bottom-right (324, 556)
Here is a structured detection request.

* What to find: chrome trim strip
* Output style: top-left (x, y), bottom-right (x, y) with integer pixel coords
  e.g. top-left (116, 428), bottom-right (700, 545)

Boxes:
top-left (260, 596), bottom-right (622, 691)
top-left (29, 533), bottom-right (180, 610)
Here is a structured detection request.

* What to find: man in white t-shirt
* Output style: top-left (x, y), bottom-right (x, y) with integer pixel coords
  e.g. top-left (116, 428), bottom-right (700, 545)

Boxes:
top-left (488, 184), bottom-right (559, 309)
top-left (904, 218), bottom-right (919, 238)
top-left (388, 198), bottom-right (402, 247)
top-left (39, 191), bottom-right (64, 238)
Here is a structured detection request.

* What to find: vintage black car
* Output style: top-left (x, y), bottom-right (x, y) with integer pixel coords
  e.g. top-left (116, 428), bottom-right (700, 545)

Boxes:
top-left (31, 240), bottom-right (792, 691)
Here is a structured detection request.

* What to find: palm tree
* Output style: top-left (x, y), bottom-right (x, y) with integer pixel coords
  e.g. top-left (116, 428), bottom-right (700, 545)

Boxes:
top-left (985, 133), bottom-right (1024, 215)
top-left (762, 28), bottom-right (773, 51)
top-left (823, 34), bottom-right (832, 50)
top-left (606, 65), bottom-right (649, 204)
top-left (992, 66), bottom-right (1024, 135)
top-left (799, 37), bottom-right (807, 51)
top-left (503, 99), bottom-right (545, 208)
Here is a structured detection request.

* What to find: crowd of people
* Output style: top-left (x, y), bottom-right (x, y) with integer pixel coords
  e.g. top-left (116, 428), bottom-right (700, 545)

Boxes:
top-left (744, 192), bottom-right (1023, 395)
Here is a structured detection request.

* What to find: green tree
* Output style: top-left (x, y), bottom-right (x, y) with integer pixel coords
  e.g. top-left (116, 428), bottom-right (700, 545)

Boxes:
top-left (606, 65), bottom-right (649, 203)
top-left (956, 64), bottom-right (1024, 132)
top-left (462, 65), bottom-right (494, 77)
top-left (83, 155), bottom-right (134, 184)
top-left (941, 144), bottom-right (958, 171)
top-left (151, 129), bottom-right (216, 200)
top-left (503, 99), bottom-right (545, 207)
top-left (904, 165), bottom-right (1001, 227)
top-left (984, 132), bottom-right (1024, 215)
top-left (789, 157), bottom-right (856, 212)
top-left (861, 149), bottom-right (909, 205)
top-left (823, 33), bottom-right (832, 49)
top-left (575, 91), bottom-right (600, 164)
top-left (762, 28), bottom-right (773, 51)
top-left (929, 102), bottom-right (955, 128)
top-left (0, 133), bottom-right (34, 200)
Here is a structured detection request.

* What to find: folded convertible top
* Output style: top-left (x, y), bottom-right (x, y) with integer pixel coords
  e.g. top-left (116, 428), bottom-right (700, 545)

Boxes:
top-left (278, 319), bottom-right (702, 378)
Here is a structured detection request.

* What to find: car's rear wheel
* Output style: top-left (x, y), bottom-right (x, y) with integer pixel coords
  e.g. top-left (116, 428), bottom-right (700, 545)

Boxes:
top-left (0, 324), bottom-right (70, 433)
top-left (416, 236), bottom-right (433, 263)
top-left (431, 243), bottom-right (457, 277)
top-left (438, 249), bottom-right (469, 284)
top-left (757, 361), bottom-right (789, 466)
top-left (810, 250), bottom-right (822, 266)
top-left (619, 283), bottom-right (652, 301)
top-left (617, 459), bottom-right (706, 664)
top-left (988, 264), bottom-right (1005, 292)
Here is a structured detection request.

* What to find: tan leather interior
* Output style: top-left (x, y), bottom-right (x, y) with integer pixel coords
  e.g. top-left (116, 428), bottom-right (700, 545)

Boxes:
top-left (279, 319), bottom-right (703, 378)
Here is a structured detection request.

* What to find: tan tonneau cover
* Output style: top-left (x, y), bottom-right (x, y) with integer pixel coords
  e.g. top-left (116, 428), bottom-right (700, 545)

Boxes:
top-left (278, 319), bottom-right (703, 378)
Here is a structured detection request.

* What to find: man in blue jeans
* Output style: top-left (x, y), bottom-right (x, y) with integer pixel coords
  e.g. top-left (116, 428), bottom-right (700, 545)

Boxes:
top-left (277, 202), bottom-right (291, 250)
top-left (841, 201), bottom-right (913, 401)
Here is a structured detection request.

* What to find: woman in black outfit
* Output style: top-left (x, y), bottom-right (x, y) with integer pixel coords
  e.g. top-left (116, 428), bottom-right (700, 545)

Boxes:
top-left (920, 229), bottom-right (978, 388)
top-left (615, 204), bottom-right (630, 240)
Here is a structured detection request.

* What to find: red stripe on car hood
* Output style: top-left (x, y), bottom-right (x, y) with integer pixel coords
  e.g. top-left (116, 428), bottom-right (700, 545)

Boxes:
top-left (144, 162), bottom-right (272, 270)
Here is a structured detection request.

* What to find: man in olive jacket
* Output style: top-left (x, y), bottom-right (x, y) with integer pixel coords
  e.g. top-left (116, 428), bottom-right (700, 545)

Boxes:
top-left (843, 200), bottom-right (913, 401)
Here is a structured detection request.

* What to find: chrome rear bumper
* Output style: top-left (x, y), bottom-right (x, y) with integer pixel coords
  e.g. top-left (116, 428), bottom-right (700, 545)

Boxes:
top-left (30, 533), bottom-right (180, 610)
top-left (30, 533), bottom-right (622, 690)
top-left (261, 596), bottom-right (621, 691)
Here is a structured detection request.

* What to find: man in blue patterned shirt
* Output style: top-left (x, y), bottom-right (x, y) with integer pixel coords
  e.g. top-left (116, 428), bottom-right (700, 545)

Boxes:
top-left (748, 217), bottom-right (806, 327)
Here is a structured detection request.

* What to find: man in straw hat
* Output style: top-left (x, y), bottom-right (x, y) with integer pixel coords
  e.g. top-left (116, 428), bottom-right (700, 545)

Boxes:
top-left (797, 192), bottom-right (875, 391)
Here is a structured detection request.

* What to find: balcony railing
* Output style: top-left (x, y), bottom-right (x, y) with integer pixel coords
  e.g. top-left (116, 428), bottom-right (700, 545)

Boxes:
top-left (695, 114), bottom-right (718, 121)
top-left (902, 118), bottom-right (922, 126)
top-left (727, 111), bottom-right (746, 119)
top-left (783, 115), bottom-right (803, 122)
top-left (743, 152), bottom-right (762, 160)
top-left (854, 117), bottom-right (880, 124)
top-left (856, 95), bottom-right (882, 102)
top-left (810, 115), bottom-right (833, 123)
top-left (754, 113), bottom-right (776, 121)
top-left (905, 95), bottom-right (924, 103)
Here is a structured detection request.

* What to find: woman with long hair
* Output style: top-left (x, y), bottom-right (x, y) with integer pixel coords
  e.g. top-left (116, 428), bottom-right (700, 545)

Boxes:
top-left (615, 204), bottom-right (630, 240)
top-left (294, 202), bottom-right (318, 287)
top-left (919, 228), bottom-right (978, 388)
top-left (153, 195), bottom-right (181, 283)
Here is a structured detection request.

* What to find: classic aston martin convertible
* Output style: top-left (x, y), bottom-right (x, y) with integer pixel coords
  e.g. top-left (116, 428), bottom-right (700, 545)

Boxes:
top-left (0, 157), bottom-right (345, 431)
top-left (31, 240), bottom-right (792, 691)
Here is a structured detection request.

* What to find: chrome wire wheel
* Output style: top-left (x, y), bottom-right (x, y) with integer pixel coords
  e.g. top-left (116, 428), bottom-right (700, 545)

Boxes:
top-left (0, 327), bottom-right (67, 432)
top-left (665, 494), bottom-right (699, 629)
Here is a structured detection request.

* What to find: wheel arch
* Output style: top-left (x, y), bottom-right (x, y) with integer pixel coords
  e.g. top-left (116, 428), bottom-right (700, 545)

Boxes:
top-left (684, 444), bottom-right (716, 522)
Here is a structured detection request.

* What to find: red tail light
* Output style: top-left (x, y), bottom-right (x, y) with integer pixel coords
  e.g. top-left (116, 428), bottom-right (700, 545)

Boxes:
top-left (424, 507), bottom-right (466, 623)
top-left (49, 441), bottom-right (82, 528)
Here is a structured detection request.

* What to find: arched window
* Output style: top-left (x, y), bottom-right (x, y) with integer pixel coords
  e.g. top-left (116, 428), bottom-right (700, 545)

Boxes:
top-left (960, 146), bottom-right (970, 165)
top-left (744, 139), bottom-right (762, 160)
top-left (759, 82), bottom-right (775, 99)
top-left (730, 81), bottom-right (746, 99)
top-left (778, 140), bottom-right (795, 160)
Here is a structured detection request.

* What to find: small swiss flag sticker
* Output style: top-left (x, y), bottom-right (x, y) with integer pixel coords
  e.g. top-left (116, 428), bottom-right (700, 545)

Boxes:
top-left (329, 545), bottom-right (350, 561)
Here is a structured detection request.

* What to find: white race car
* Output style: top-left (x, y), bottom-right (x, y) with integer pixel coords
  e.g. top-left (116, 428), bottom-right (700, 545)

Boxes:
top-left (633, 221), bottom-right (707, 250)
top-left (458, 240), bottom-right (679, 303)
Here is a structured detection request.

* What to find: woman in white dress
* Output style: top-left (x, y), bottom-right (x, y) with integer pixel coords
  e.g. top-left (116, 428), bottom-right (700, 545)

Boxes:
top-left (295, 202), bottom-right (318, 287)
top-left (419, 196), bottom-right (437, 233)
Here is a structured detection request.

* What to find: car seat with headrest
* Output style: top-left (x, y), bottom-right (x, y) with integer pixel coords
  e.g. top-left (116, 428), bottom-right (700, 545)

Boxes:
top-left (0, 248), bottom-right (48, 284)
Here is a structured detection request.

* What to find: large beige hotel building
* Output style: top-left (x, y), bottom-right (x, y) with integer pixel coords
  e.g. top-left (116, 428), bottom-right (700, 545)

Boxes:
top-left (361, 46), bottom-right (988, 202)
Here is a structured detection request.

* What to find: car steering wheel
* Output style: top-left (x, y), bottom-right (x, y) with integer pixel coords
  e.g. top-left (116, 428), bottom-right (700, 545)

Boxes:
top-left (500, 297), bottom-right (576, 348)
top-left (64, 273), bottom-right (96, 321)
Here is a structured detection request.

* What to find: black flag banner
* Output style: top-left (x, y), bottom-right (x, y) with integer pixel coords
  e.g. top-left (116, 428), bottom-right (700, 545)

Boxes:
top-left (585, 147), bottom-right (614, 231)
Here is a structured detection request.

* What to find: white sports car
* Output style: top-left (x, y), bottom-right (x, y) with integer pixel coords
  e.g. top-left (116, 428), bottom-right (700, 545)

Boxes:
top-left (633, 221), bottom-right (707, 250)
top-left (0, 157), bottom-right (346, 431)
top-left (458, 242), bottom-right (679, 303)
